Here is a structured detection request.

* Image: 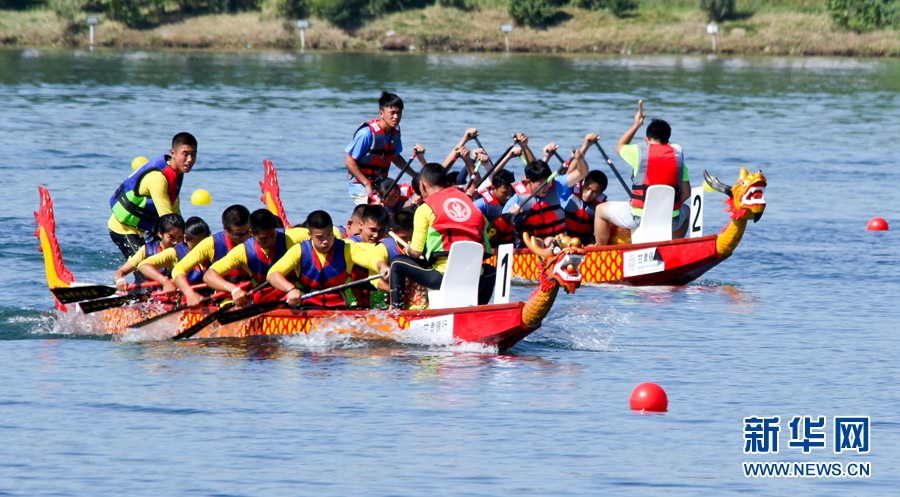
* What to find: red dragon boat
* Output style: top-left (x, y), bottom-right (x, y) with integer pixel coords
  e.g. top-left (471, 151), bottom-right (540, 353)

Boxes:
top-left (260, 161), bottom-right (767, 286)
top-left (35, 186), bottom-right (585, 349)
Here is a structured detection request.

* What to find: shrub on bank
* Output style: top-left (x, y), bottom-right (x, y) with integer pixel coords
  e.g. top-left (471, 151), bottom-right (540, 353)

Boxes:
top-left (508, 0), bottom-right (555, 26)
top-left (699, 0), bottom-right (734, 22)
top-left (571, 0), bottom-right (634, 17)
top-left (824, 0), bottom-right (895, 32)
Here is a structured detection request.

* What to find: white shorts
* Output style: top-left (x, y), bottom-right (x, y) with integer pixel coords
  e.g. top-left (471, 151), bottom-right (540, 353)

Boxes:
top-left (607, 202), bottom-right (689, 231)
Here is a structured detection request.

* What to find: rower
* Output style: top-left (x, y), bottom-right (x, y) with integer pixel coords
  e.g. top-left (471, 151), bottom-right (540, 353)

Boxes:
top-left (593, 103), bottom-right (691, 245)
top-left (382, 210), bottom-right (414, 263)
top-left (112, 213), bottom-right (184, 293)
top-left (389, 162), bottom-right (495, 309)
top-left (137, 217), bottom-right (211, 298)
top-left (474, 169), bottom-right (516, 245)
top-left (344, 91), bottom-right (423, 204)
top-left (338, 204), bottom-right (366, 239)
top-left (503, 133), bottom-right (597, 245)
top-left (108, 132), bottom-right (197, 258)
top-left (171, 205), bottom-right (251, 306)
top-left (204, 209), bottom-right (294, 307)
top-left (371, 177), bottom-right (415, 216)
top-left (563, 170), bottom-right (608, 245)
top-left (346, 205), bottom-right (390, 243)
top-left (267, 211), bottom-right (389, 309)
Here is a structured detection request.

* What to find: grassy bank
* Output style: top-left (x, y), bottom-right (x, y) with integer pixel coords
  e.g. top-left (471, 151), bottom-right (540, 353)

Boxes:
top-left (2, 4), bottom-right (900, 55)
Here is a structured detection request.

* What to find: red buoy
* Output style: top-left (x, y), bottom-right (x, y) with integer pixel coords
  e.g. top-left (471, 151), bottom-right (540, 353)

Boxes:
top-left (867, 217), bottom-right (889, 231)
top-left (630, 382), bottom-right (668, 412)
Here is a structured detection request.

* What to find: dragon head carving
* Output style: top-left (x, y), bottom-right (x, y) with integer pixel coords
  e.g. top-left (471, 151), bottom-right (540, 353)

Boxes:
top-left (521, 233), bottom-right (584, 294)
top-left (704, 168), bottom-right (767, 222)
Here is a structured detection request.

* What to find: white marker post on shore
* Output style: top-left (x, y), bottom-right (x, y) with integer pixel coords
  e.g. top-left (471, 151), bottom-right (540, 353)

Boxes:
top-left (86, 16), bottom-right (98, 50)
top-left (501, 24), bottom-right (513, 53)
top-left (296, 19), bottom-right (309, 52)
top-left (707, 23), bottom-right (718, 55)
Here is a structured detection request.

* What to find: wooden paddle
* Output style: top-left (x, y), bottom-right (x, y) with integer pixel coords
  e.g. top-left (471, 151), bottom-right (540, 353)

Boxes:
top-left (127, 282), bottom-right (249, 328)
top-left (464, 136), bottom-right (519, 191)
top-left (51, 281), bottom-right (159, 304)
top-left (76, 283), bottom-right (210, 315)
top-left (208, 274), bottom-right (384, 328)
top-left (170, 281), bottom-right (271, 341)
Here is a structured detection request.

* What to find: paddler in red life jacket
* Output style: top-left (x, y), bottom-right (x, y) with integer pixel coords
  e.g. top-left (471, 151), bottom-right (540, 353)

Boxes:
top-left (112, 213), bottom-right (184, 293)
top-left (204, 209), bottom-right (296, 307)
top-left (136, 217), bottom-right (211, 298)
top-left (344, 92), bottom-right (425, 205)
top-left (389, 163), bottom-right (496, 309)
top-left (563, 170), bottom-right (609, 245)
top-left (268, 211), bottom-right (390, 309)
top-left (593, 105), bottom-right (691, 245)
top-left (170, 205), bottom-right (251, 306)
top-left (108, 132), bottom-right (197, 259)
top-left (503, 133), bottom-right (597, 245)
top-left (370, 177), bottom-right (415, 217)
top-left (473, 169), bottom-right (516, 245)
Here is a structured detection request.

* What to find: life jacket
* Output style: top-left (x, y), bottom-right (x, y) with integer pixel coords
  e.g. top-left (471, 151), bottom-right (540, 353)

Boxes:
top-left (631, 142), bottom-right (685, 216)
top-left (512, 180), bottom-right (567, 238)
top-left (337, 225), bottom-right (347, 238)
top-left (564, 185), bottom-right (607, 240)
top-left (380, 237), bottom-right (402, 263)
top-left (174, 242), bottom-right (204, 284)
top-left (350, 119), bottom-right (401, 184)
top-left (422, 187), bottom-right (486, 261)
top-left (479, 189), bottom-right (515, 245)
top-left (369, 183), bottom-right (414, 211)
top-left (243, 230), bottom-right (288, 285)
top-left (296, 239), bottom-right (352, 308)
top-left (477, 188), bottom-right (505, 222)
top-left (109, 155), bottom-right (183, 232)
top-left (212, 231), bottom-right (248, 283)
top-left (346, 235), bottom-right (362, 243)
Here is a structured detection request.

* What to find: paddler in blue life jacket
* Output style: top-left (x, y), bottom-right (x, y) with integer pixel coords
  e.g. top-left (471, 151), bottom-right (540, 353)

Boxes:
top-left (204, 209), bottom-right (297, 307)
top-left (593, 103), bottom-right (691, 245)
top-left (108, 132), bottom-right (197, 258)
top-left (503, 133), bottom-right (597, 245)
top-left (137, 216), bottom-right (211, 298)
top-left (267, 211), bottom-right (390, 309)
top-left (112, 213), bottom-right (184, 292)
top-left (563, 170), bottom-right (608, 245)
top-left (389, 163), bottom-right (495, 309)
top-left (170, 205), bottom-right (251, 306)
top-left (344, 92), bottom-right (426, 205)
top-left (382, 210), bottom-right (414, 264)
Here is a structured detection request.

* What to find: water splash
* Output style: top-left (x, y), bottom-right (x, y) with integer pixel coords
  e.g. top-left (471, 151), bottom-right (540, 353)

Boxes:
top-left (527, 301), bottom-right (629, 352)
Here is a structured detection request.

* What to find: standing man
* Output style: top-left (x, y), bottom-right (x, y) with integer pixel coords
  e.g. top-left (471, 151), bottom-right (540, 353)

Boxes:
top-left (389, 163), bottom-right (495, 309)
top-left (345, 92), bottom-right (422, 204)
top-left (593, 101), bottom-right (691, 246)
top-left (108, 132), bottom-right (197, 258)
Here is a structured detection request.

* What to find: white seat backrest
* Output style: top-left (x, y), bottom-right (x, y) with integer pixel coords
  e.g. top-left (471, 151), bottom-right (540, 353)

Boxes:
top-left (631, 185), bottom-right (675, 244)
top-left (427, 241), bottom-right (483, 309)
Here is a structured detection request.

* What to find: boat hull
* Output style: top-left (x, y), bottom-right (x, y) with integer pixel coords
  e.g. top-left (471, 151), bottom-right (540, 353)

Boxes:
top-left (504, 235), bottom-right (725, 286)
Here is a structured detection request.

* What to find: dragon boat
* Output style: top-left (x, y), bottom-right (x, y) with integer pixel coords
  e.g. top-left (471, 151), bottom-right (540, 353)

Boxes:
top-left (260, 162), bottom-right (767, 286)
top-left (35, 186), bottom-right (585, 349)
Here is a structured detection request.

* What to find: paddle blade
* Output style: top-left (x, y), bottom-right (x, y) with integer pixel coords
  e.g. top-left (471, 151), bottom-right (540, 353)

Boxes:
top-left (52, 285), bottom-right (117, 304)
top-left (216, 300), bottom-right (286, 326)
top-left (79, 295), bottom-right (136, 314)
top-left (172, 311), bottom-right (220, 341)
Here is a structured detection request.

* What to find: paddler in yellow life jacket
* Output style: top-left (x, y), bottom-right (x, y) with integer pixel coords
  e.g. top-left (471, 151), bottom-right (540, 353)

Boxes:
top-left (593, 103), bottom-right (691, 245)
top-left (112, 213), bottom-right (184, 292)
top-left (137, 216), bottom-right (211, 298)
top-left (389, 163), bottom-right (496, 309)
top-left (268, 211), bottom-right (390, 309)
top-left (108, 132), bottom-right (197, 258)
top-left (503, 133), bottom-right (597, 245)
top-left (204, 209), bottom-right (299, 307)
top-left (344, 91), bottom-right (423, 205)
top-left (169, 205), bottom-right (251, 306)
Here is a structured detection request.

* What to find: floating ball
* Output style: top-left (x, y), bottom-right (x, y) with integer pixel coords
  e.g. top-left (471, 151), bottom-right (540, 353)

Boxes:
top-left (191, 189), bottom-right (212, 205)
top-left (867, 217), bottom-right (889, 231)
top-left (629, 382), bottom-right (668, 412)
top-left (131, 156), bottom-right (149, 170)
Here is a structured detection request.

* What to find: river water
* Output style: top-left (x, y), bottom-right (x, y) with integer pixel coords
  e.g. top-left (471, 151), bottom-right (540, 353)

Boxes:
top-left (1, 49), bottom-right (898, 495)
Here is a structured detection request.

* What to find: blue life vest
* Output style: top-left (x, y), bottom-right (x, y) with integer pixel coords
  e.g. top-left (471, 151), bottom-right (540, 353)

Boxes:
top-left (109, 155), bottom-right (183, 232)
top-left (243, 230), bottom-right (287, 284)
top-left (174, 242), bottom-right (204, 284)
top-left (380, 237), bottom-right (402, 263)
top-left (297, 239), bottom-right (351, 308)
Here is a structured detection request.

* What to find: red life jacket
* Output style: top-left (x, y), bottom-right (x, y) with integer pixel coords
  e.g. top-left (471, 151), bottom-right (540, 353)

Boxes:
top-left (631, 142), bottom-right (685, 215)
top-left (422, 187), bottom-right (486, 260)
top-left (296, 239), bottom-right (351, 308)
top-left (350, 119), bottom-right (401, 184)
top-left (479, 189), bottom-right (514, 245)
top-left (512, 180), bottom-right (567, 238)
top-left (564, 184), bottom-right (607, 239)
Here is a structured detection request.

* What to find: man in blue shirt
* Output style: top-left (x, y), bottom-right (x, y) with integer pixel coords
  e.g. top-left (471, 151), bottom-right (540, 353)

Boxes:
top-left (345, 91), bottom-right (424, 204)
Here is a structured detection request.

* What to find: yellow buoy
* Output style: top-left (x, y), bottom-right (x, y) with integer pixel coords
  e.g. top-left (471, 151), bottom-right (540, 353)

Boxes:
top-left (191, 189), bottom-right (212, 205)
top-left (131, 156), bottom-right (149, 170)
top-left (703, 181), bottom-right (717, 192)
